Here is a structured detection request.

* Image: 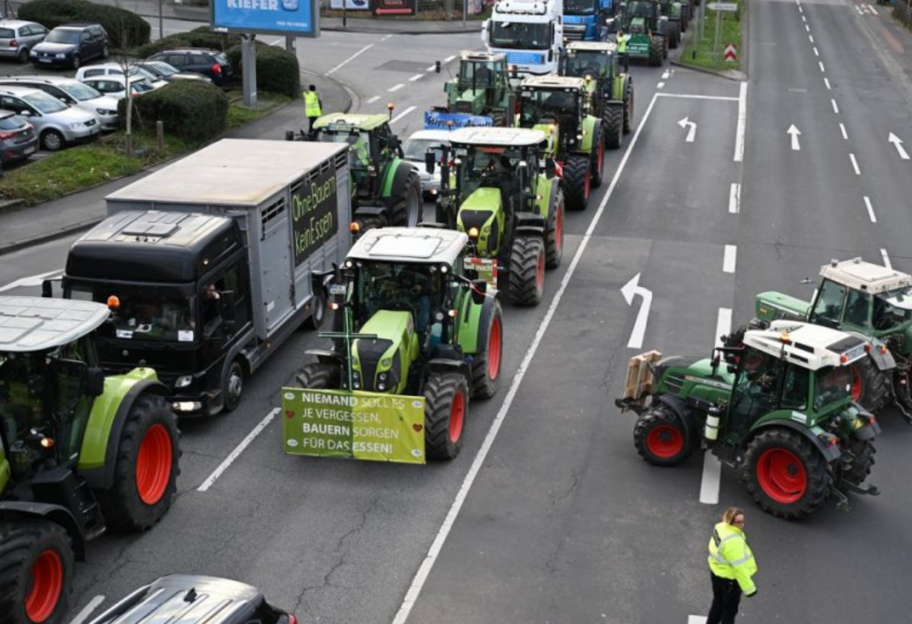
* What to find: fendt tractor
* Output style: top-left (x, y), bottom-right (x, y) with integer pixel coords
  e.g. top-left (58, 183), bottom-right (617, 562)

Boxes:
top-left (517, 75), bottom-right (605, 211)
top-left (611, 0), bottom-right (670, 66)
top-left (294, 227), bottom-right (504, 461)
top-left (0, 297), bottom-right (180, 624)
top-left (559, 40), bottom-right (634, 148)
top-left (432, 127), bottom-right (564, 307)
top-left (431, 51), bottom-right (517, 128)
top-left (617, 321), bottom-right (881, 520)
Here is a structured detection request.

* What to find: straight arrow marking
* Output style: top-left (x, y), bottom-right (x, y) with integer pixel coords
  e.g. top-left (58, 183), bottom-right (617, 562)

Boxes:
top-left (678, 116), bottom-right (697, 142)
top-left (889, 133), bottom-right (910, 160)
top-left (621, 273), bottom-right (653, 349)
top-left (787, 124), bottom-right (801, 151)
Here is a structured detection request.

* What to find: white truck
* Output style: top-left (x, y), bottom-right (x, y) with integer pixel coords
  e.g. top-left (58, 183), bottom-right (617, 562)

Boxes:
top-left (483, 0), bottom-right (564, 75)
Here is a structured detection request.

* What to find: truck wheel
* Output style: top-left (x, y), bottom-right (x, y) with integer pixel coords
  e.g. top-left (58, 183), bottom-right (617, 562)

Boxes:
top-left (589, 127), bottom-right (605, 188)
top-left (305, 287), bottom-right (327, 330)
top-left (471, 302), bottom-right (504, 399)
top-left (624, 82), bottom-right (634, 134)
top-left (545, 187), bottom-right (564, 269)
top-left (424, 372), bottom-right (469, 460)
top-left (742, 429), bottom-right (832, 520)
top-left (649, 37), bottom-right (664, 66)
top-left (0, 521), bottom-right (72, 624)
top-left (388, 170), bottom-right (422, 228)
top-left (603, 103), bottom-right (623, 150)
top-left (222, 360), bottom-right (245, 413)
top-left (563, 154), bottom-right (591, 212)
top-left (295, 362), bottom-right (341, 389)
top-left (633, 405), bottom-right (693, 466)
top-left (507, 236), bottom-right (545, 307)
top-left (850, 356), bottom-right (890, 413)
top-left (100, 394), bottom-right (180, 531)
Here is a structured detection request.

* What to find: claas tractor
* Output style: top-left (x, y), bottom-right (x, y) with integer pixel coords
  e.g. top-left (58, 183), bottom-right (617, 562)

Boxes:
top-left (617, 321), bottom-right (881, 520)
top-left (433, 51), bottom-right (517, 127)
top-left (432, 127), bottom-right (564, 307)
top-left (294, 227), bottom-right (504, 460)
top-left (517, 75), bottom-right (605, 212)
top-left (611, 0), bottom-right (670, 66)
top-left (0, 297), bottom-right (180, 624)
top-left (559, 41), bottom-right (635, 148)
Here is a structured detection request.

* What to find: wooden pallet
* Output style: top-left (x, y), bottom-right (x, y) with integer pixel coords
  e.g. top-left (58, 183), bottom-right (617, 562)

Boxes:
top-left (621, 350), bottom-right (662, 401)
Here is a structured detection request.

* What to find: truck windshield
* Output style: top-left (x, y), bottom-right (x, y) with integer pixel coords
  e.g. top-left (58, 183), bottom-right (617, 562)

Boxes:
top-left (565, 0), bottom-right (599, 15)
top-left (69, 284), bottom-right (196, 343)
top-left (519, 89), bottom-right (578, 126)
top-left (490, 22), bottom-right (551, 50)
top-left (357, 263), bottom-right (440, 333)
top-left (565, 51), bottom-right (608, 77)
top-left (814, 366), bottom-right (852, 411)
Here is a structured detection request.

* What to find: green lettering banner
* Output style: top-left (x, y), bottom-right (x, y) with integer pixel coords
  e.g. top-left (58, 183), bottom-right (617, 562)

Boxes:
top-left (291, 164), bottom-right (338, 267)
top-left (282, 388), bottom-right (426, 464)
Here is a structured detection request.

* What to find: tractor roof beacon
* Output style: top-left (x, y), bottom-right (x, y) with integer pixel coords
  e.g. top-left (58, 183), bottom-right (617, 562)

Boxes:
top-left (618, 321), bottom-right (881, 520)
top-left (0, 297), bottom-right (180, 624)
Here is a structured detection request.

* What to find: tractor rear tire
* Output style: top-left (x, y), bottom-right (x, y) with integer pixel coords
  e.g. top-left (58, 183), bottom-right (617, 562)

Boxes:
top-left (471, 302), bottom-right (504, 399)
top-left (424, 372), bottom-right (469, 460)
top-left (669, 22), bottom-right (681, 49)
top-left (843, 439), bottom-right (876, 485)
top-left (0, 521), bottom-right (72, 624)
top-left (633, 404), bottom-right (693, 466)
top-left (387, 170), bottom-right (423, 228)
top-left (850, 356), bottom-right (890, 413)
top-left (742, 428), bottom-right (832, 520)
top-left (603, 103), bottom-right (623, 150)
top-left (296, 362), bottom-right (341, 390)
top-left (545, 187), bottom-right (565, 269)
top-left (649, 37), bottom-right (664, 67)
top-left (99, 394), bottom-right (180, 532)
top-left (623, 81), bottom-right (634, 135)
top-left (590, 127), bottom-right (606, 188)
top-left (563, 154), bottom-right (591, 212)
top-left (507, 236), bottom-right (545, 307)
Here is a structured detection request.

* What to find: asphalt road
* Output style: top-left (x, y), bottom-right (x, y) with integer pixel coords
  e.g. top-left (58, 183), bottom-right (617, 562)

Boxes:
top-left (2, 2), bottom-right (912, 623)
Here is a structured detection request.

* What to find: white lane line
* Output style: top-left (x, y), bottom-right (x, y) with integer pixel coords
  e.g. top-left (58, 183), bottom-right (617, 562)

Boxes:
top-left (802, 14), bottom-right (807, 22)
top-left (831, 98), bottom-right (839, 114)
top-left (850, 153), bottom-right (862, 175)
top-left (390, 105), bottom-right (417, 124)
top-left (657, 93), bottom-right (739, 101)
top-left (657, 81), bottom-right (666, 89)
top-left (409, 73), bottom-right (424, 82)
top-left (805, 23), bottom-right (810, 32)
top-left (734, 81), bottom-right (748, 162)
top-left (819, 61), bottom-right (826, 72)
top-left (380, 34), bottom-right (393, 41)
top-left (327, 43), bottom-right (374, 76)
top-left (814, 46), bottom-right (820, 56)
top-left (444, 55), bottom-right (456, 62)
top-left (662, 70), bottom-right (671, 79)
top-left (865, 196), bottom-right (877, 223)
top-left (367, 95), bottom-right (381, 104)
top-left (729, 183), bottom-right (741, 214)
top-left (392, 91), bottom-right (663, 624)
top-left (798, 4), bottom-right (803, 12)
top-left (388, 83), bottom-right (405, 92)
top-left (840, 123), bottom-right (848, 139)
top-left (689, 616), bottom-right (709, 624)
top-left (824, 77), bottom-right (831, 90)
top-left (198, 408), bottom-right (278, 492)
top-left (715, 308), bottom-right (732, 348)
top-left (723, 245), bottom-right (737, 274)
top-left (809, 34), bottom-right (814, 43)
top-left (68, 596), bottom-right (105, 624)
top-left (426, 64), bottom-right (437, 71)
top-left (855, 5), bottom-right (864, 14)
top-left (870, 5), bottom-right (879, 14)
top-left (881, 249), bottom-right (892, 269)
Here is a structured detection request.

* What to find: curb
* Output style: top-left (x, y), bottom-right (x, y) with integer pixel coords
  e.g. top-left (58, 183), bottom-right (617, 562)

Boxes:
top-left (670, 59), bottom-right (746, 81)
top-left (0, 219), bottom-right (103, 257)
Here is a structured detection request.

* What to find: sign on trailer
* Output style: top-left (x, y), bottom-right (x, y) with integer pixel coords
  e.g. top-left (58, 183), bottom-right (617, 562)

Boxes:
top-left (211, 0), bottom-right (321, 37)
top-left (707, 2), bottom-right (739, 10)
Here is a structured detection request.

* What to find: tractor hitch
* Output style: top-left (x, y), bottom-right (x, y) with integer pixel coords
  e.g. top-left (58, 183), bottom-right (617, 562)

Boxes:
top-left (841, 481), bottom-right (880, 497)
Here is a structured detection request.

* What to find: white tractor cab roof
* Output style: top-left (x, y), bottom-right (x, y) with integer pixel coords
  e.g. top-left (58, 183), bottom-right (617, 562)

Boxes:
top-left (521, 75), bottom-right (586, 91)
top-left (406, 129), bottom-right (453, 144)
top-left (567, 41), bottom-right (618, 53)
top-left (742, 320), bottom-right (868, 371)
top-left (820, 257), bottom-right (912, 295)
top-left (0, 296), bottom-right (110, 353)
top-left (460, 50), bottom-right (507, 63)
top-left (448, 126), bottom-right (547, 148)
top-left (347, 227), bottom-right (468, 268)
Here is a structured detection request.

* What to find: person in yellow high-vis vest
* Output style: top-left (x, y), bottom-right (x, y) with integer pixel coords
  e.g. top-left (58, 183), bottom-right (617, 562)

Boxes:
top-left (304, 84), bottom-right (323, 134)
top-left (616, 30), bottom-right (630, 72)
top-left (706, 507), bottom-right (758, 624)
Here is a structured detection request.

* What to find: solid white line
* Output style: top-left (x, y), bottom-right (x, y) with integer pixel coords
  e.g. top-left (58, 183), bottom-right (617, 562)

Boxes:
top-left (824, 77), bottom-right (831, 90)
top-left (198, 409), bottom-right (278, 492)
top-left (657, 81), bottom-right (666, 89)
top-left (881, 249), bottom-right (892, 269)
top-left (409, 73), bottom-right (424, 82)
top-left (831, 98), bottom-right (839, 114)
top-left (723, 245), bottom-right (737, 273)
top-left (814, 46), bottom-right (820, 56)
top-left (864, 196), bottom-right (877, 222)
top-left (840, 123), bottom-right (848, 139)
top-left (729, 183), bottom-right (741, 214)
top-left (391, 92), bottom-right (663, 624)
top-left (444, 55), bottom-right (456, 62)
top-left (657, 93), bottom-right (739, 101)
top-left (734, 81), bottom-right (748, 162)
top-left (68, 596), bottom-right (105, 624)
top-left (689, 615), bottom-right (709, 624)
top-left (850, 153), bottom-right (861, 175)
top-left (367, 95), bottom-right (381, 104)
top-left (327, 43), bottom-right (374, 76)
top-left (390, 105), bottom-right (417, 124)
top-left (388, 83), bottom-right (405, 92)
top-left (819, 61), bottom-right (826, 72)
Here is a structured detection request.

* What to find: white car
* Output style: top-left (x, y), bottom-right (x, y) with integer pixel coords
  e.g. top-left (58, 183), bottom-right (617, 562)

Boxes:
top-left (0, 76), bottom-right (120, 131)
top-left (80, 74), bottom-right (155, 100)
top-left (401, 129), bottom-right (452, 197)
top-left (76, 63), bottom-right (168, 90)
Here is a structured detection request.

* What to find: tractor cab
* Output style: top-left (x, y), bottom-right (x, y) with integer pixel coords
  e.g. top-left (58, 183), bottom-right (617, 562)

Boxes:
top-left (454, 52), bottom-right (511, 106)
top-left (313, 114), bottom-right (400, 199)
top-left (626, 0), bottom-right (659, 28)
top-left (563, 41), bottom-right (618, 82)
top-left (518, 76), bottom-right (588, 158)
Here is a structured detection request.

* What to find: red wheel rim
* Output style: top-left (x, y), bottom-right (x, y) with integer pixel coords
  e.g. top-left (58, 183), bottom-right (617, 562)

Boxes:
top-left (757, 448), bottom-right (807, 504)
top-left (554, 203), bottom-right (563, 254)
top-left (448, 390), bottom-right (465, 443)
top-left (487, 317), bottom-right (502, 381)
top-left (584, 165), bottom-right (591, 199)
top-left (536, 248), bottom-right (545, 290)
top-left (851, 366), bottom-right (863, 402)
top-left (25, 550), bottom-right (63, 623)
top-left (645, 424), bottom-right (684, 459)
top-left (597, 140), bottom-right (604, 174)
top-left (136, 424), bottom-right (173, 505)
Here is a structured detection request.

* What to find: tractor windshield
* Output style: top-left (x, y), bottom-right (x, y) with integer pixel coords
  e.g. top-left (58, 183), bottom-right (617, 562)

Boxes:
top-left (455, 146), bottom-right (523, 198)
top-left (519, 89), bottom-right (580, 127)
top-left (628, 1), bottom-right (655, 18)
top-left (460, 61), bottom-right (497, 89)
top-left (357, 262), bottom-right (442, 334)
top-left (565, 51), bottom-right (608, 78)
top-left (873, 287), bottom-right (912, 331)
top-left (69, 283), bottom-right (196, 343)
top-left (565, 0), bottom-right (600, 15)
top-left (814, 366), bottom-right (852, 411)
top-left (490, 22), bottom-right (551, 50)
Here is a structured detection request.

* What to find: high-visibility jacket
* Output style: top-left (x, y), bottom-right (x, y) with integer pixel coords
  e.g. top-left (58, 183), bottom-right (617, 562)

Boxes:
top-left (708, 522), bottom-right (758, 595)
top-left (304, 90), bottom-right (322, 117)
top-left (617, 34), bottom-right (630, 54)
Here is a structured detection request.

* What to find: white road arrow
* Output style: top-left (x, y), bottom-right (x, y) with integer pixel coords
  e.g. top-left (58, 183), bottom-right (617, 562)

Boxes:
top-left (621, 273), bottom-right (653, 349)
top-left (787, 124), bottom-right (801, 151)
top-left (888, 133), bottom-right (910, 160)
top-left (677, 116), bottom-right (697, 143)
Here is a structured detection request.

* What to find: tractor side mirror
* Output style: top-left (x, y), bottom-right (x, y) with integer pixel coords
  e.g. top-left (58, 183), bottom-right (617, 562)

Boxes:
top-left (471, 279), bottom-right (488, 305)
top-left (425, 151), bottom-right (436, 175)
top-left (435, 60), bottom-right (441, 74)
top-left (86, 367), bottom-right (106, 397)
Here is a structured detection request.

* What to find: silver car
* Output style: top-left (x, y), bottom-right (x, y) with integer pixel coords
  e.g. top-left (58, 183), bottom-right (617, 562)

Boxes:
top-left (402, 130), bottom-right (452, 197)
top-left (0, 20), bottom-right (49, 64)
top-left (0, 86), bottom-right (100, 151)
top-left (0, 76), bottom-right (120, 131)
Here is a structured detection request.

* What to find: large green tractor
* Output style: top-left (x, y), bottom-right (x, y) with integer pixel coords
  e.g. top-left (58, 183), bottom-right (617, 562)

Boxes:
top-left (432, 127), bottom-right (564, 307)
top-left (433, 51), bottom-right (517, 127)
top-left (559, 41), bottom-right (635, 149)
top-left (617, 321), bottom-right (881, 520)
top-left (0, 297), bottom-right (180, 624)
top-left (295, 227), bottom-right (504, 460)
top-left (517, 75), bottom-right (605, 212)
top-left (655, 0), bottom-right (685, 47)
top-left (612, 0), bottom-right (670, 66)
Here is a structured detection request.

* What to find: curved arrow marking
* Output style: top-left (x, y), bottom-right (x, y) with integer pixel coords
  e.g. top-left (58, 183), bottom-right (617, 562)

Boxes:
top-left (621, 273), bottom-right (653, 349)
top-left (678, 117), bottom-right (697, 142)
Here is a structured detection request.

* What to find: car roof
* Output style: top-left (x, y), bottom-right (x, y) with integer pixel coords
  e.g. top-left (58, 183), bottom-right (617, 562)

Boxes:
top-left (0, 20), bottom-right (38, 29)
top-left (818, 258), bottom-right (912, 294)
top-left (153, 48), bottom-right (220, 54)
top-left (567, 41), bottom-right (617, 52)
top-left (61, 23), bottom-right (102, 29)
top-left (0, 75), bottom-right (82, 86)
top-left (0, 85), bottom-right (42, 96)
top-left (0, 296), bottom-right (110, 353)
top-left (459, 50), bottom-right (506, 62)
top-left (448, 126), bottom-right (547, 148)
top-left (348, 227), bottom-right (468, 266)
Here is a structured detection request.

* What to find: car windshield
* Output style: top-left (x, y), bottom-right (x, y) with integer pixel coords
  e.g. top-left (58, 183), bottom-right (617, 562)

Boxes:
top-left (71, 284), bottom-right (196, 343)
top-left (22, 91), bottom-right (67, 114)
top-left (490, 22), bottom-right (551, 50)
top-left (146, 61), bottom-right (178, 77)
top-left (60, 81), bottom-right (102, 101)
top-left (131, 80), bottom-right (154, 93)
top-left (0, 115), bottom-right (25, 130)
top-left (403, 138), bottom-right (447, 162)
top-left (129, 66), bottom-right (158, 81)
top-left (454, 145), bottom-right (524, 196)
top-left (45, 29), bottom-right (80, 44)
top-left (628, 1), bottom-right (655, 18)
top-left (814, 366), bottom-right (852, 411)
top-left (519, 89), bottom-right (579, 126)
top-left (565, 0), bottom-right (599, 15)
top-left (565, 51), bottom-right (608, 77)
top-left (872, 286), bottom-right (912, 330)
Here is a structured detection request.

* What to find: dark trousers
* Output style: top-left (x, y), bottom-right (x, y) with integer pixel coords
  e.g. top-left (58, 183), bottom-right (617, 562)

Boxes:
top-left (620, 52), bottom-right (629, 71)
top-left (708, 573), bottom-right (742, 624)
top-left (307, 115), bottom-right (319, 133)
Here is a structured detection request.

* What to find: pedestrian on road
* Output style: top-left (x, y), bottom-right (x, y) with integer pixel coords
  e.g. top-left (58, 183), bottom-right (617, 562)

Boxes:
top-left (706, 507), bottom-right (757, 624)
top-left (304, 84), bottom-right (323, 135)
top-left (617, 29), bottom-right (630, 72)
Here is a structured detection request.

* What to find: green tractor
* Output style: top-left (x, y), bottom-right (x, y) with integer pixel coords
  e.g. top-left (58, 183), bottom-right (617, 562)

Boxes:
top-left (295, 227), bottom-right (504, 460)
top-left (617, 321), bottom-right (881, 520)
top-left (432, 51), bottom-right (517, 127)
top-left (612, 0), bottom-right (670, 66)
top-left (0, 297), bottom-right (180, 624)
top-left (655, 0), bottom-right (685, 47)
top-left (289, 113), bottom-right (422, 233)
top-left (559, 40), bottom-right (635, 149)
top-left (517, 75), bottom-right (605, 212)
top-left (432, 127), bottom-right (564, 307)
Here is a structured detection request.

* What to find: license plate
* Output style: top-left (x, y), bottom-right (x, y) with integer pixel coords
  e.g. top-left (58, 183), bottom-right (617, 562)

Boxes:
top-left (23, 147), bottom-right (35, 154)
top-left (463, 257), bottom-right (498, 289)
top-left (329, 284), bottom-right (347, 296)
top-left (37, 58), bottom-right (51, 63)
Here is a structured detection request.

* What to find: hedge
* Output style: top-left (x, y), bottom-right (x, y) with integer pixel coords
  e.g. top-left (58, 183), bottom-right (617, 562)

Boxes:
top-left (120, 81), bottom-right (229, 143)
top-left (18, 0), bottom-right (150, 49)
top-left (226, 42), bottom-right (301, 99)
top-left (133, 27), bottom-right (242, 59)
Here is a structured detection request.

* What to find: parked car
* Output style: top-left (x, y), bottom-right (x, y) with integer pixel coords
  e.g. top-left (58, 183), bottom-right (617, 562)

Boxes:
top-left (0, 20), bottom-right (49, 64)
top-left (29, 23), bottom-right (109, 69)
top-left (0, 85), bottom-right (100, 150)
top-left (76, 63), bottom-right (168, 89)
top-left (0, 109), bottom-right (38, 163)
top-left (81, 74), bottom-right (155, 100)
top-left (402, 129), bottom-right (452, 197)
top-left (0, 76), bottom-right (120, 130)
top-left (87, 576), bottom-right (298, 624)
top-left (137, 59), bottom-right (213, 84)
top-left (147, 48), bottom-right (235, 87)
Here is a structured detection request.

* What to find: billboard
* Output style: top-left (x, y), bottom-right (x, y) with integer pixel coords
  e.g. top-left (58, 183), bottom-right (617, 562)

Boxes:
top-left (372, 0), bottom-right (416, 16)
top-left (211, 0), bottom-right (320, 37)
top-left (331, 0), bottom-right (370, 9)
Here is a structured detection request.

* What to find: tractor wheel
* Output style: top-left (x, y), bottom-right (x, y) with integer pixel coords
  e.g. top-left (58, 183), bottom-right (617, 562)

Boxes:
top-left (424, 372), bottom-right (469, 460)
top-left (387, 170), bottom-right (423, 228)
top-left (633, 404), bottom-right (693, 466)
top-left (492, 111), bottom-right (508, 127)
top-left (507, 236), bottom-right (545, 307)
top-left (742, 429), bottom-right (832, 520)
top-left (850, 356), bottom-right (891, 413)
top-left (670, 22), bottom-right (681, 49)
top-left (296, 362), bottom-right (341, 390)
top-left (471, 302), bottom-right (504, 399)
top-left (0, 521), bottom-right (72, 624)
top-left (603, 103), bottom-right (623, 150)
top-left (563, 154), bottom-right (591, 212)
top-left (99, 394), bottom-right (180, 531)
top-left (624, 81), bottom-right (635, 135)
top-left (353, 214), bottom-right (385, 238)
top-left (590, 127), bottom-right (606, 188)
top-left (649, 36), bottom-right (664, 67)
top-left (843, 439), bottom-right (876, 485)
top-left (545, 186), bottom-right (565, 269)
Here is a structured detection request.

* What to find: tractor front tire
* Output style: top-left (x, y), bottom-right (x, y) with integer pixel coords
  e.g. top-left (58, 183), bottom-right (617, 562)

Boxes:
top-left (649, 37), bottom-right (664, 66)
top-left (296, 362), bottom-right (341, 390)
top-left (0, 521), bottom-right (72, 624)
top-left (353, 214), bottom-right (385, 238)
top-left (742, 429), bottom-right (832, 520)
top-left (387, 170), bottom-right (423, 228)
top-left (424, 372), bottom-right (470, 460)
top-left (624, 81), bottom-right (635, 135)
top-left (545, 187), bottom-right (565, 269)
top-left (471, 302), bottom-right (504, 399)
top-left (99, 394), bottom-right (180, 531)
top-left (507, 236), bottom-right (545, 307)
top-left (633, 405), bottom-right (693, 466)
top-left (590, 127), bottom-right (606, 188)
top-left (603, 103), bottom-right (623, 149)
top-left (850, 356), bottom-right (891, 413)
top-left (563, 154), bottom-right (591, 212)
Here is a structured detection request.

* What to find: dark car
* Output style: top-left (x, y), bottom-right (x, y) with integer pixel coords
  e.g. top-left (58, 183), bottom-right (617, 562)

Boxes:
top-left (0, 109), bottom-right (38, 164)
top-left (137, 60), bottom-right (214, 84)
top-left (88, 576), bottom-right (297, 624)
top-left (148, 49), bottom-right (235, 87)
top-left (30, 23), bottom-right (109, 69)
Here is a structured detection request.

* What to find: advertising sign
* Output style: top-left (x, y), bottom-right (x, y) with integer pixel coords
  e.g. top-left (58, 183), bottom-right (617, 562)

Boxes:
top-left (373, 0), bottom-right (417, 16)
top-left (331, 0), bottom-right (371, 9)
top-left (291, 164), bottom-right (338, 267)
top-left (424, 111), bottom-right (493, 131)
top-left (211, 0), bottom-right (320, 37)
top-left (282, 388), bottom-right (427, 464)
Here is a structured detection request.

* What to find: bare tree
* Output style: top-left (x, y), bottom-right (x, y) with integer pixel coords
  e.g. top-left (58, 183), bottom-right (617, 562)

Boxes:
top-left (112, 1), bottom-right (146, 157)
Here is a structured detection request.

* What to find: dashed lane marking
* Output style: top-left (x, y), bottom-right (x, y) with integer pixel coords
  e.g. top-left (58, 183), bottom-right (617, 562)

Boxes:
top-left (806, 23), bottom-right (810, 32)
top-left (813, 46), bottom-right (819, 56)
top-left (831, 98), bottom-right (839, 114)
top-left (657, 81), bottom-right (666, 89)
top-left (367, 95), bottom-right (381, 104)
top-left (809, 34), bottom-right (814, 43)
top-left (865, 196), bottom-right (877, 223)
top-left (198, 409), bottom-right (278, 492)
top-left (426, 64), bottom-right (437, 71)
top-left (850, 153), bottom-right (862, 175)
top-left (723, 245), bottom-right (737, 273)
top-left (326, 43), bottom-right (374, 76)
top-left (390, 105), bottom-right (417, 124)
top-left (734, 81), bottom-right (747, 162)
top-left (388, 83), bottom-right (405, 92)
top-left (729, 183), bottom-right (741, 214)
top-left (819, 61), bottom-right (826, 72)
top-left (689, 617), bottom-right (708, 624)
top-left (444, 55), bottom-right (456, 62)
top-left (882, 249), bottom-right (892, 269)
top-left (699, 308), bottom-right (731, 506)
top-left (840, 122), bottom-right (848, 139)
top-left (824, 77), bottom-right (831, 90)
top-left (409, 73), bottom-right (424, 82)
top-left (662, 70), bottom-right (671, 79)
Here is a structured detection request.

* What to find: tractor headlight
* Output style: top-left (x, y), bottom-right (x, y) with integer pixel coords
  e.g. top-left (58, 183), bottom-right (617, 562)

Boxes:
top-left (378, 383), bottom-right (386, 391)
top-left (379, 372), bottom-right (388, 381)
top-left (175, 375), bottom-right (193, 389)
